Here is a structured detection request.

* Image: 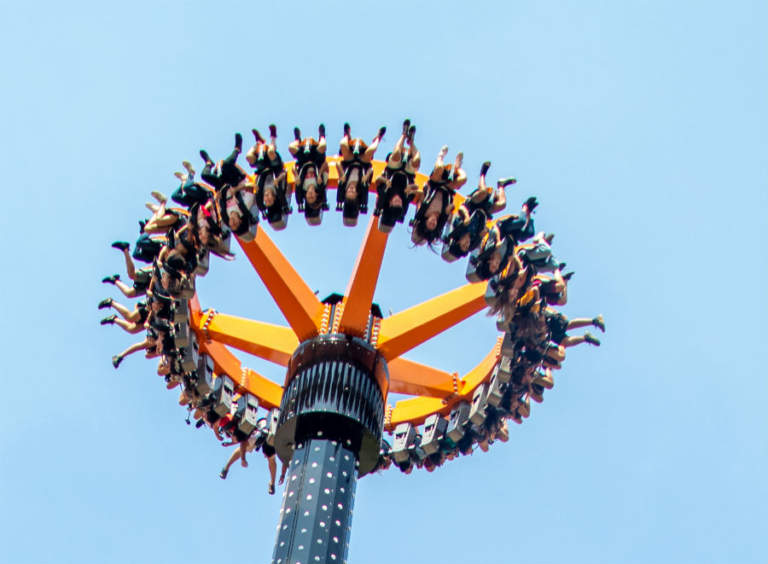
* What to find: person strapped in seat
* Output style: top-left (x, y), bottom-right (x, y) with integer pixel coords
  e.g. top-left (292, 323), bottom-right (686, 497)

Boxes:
top-left (335, 122), bottom-right (385, 226)
top-left (171, 160), bottom-right (214, 209)
top-left (246, 124), bottom-right (292, 230)
top-left (373, 119), bottom-right (421, 233)
top-left (289, 124), bottom-right (330, 225)
top-left (216, 180), bottom-right (259, 240)
top-left (410, 145), bottom-right (466, 248)
top-left (199, 133), bottom-right (249, 192)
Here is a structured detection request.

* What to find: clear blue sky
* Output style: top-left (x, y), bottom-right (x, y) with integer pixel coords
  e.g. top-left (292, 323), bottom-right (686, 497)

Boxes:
top-left (1, 1), bottom-right (766, 563)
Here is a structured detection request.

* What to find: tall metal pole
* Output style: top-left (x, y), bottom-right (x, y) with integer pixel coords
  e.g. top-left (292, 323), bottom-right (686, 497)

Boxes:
top-left (271, 335), bottom-right (388, 564)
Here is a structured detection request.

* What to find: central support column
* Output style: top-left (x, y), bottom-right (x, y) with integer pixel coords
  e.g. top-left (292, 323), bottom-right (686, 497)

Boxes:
top-left (272, 335), bottom-right (389, 564)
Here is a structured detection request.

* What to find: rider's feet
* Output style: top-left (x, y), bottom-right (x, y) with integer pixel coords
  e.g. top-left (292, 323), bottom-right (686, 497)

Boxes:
top-left (269, 124), bottom-right (277, 140)
top-left (219, 468), bottom-right (228, 480)
top-left (497, 177), bottom-right (516, 188)
top-left (112, 355), bottom-right (123, 369)
top-left (182, 161), bottom-right (194, 175)
top-left (439, 145), bottom-right (449, 158)
top-left (407, 125), bottom-right (416, 143)
top-left (174, 171), bottom-right (185, 181)
top-left (593, 314), bottom-right (606, 333)
top-left (402, 119), bottom-right (411, 135)
top-left (251, 129), bottom-right (264, 143)
top-left (111, 241), bottom-right (129, 251)
top-left (454, 152), bottom-right (464, 168)
top-left (562, 271), bottom-right (575, 282)
top-left (100, 315), bottom-right (117, 325)
top-left (318, 123), bottom-right (325, 138)
top-left (584, 332), bottom-right (601, 346)
top-left (293, 127), bottom-right (301, 141)
top-left (234, 132), bottom-right (243, 151)
top-left (102, 274), bottom-right (119, 284)
top-left (480, 161), bottom-right (491, 177)
top-left (377, 126), bottom-right (386, 140)
top-left (343, 122), bottom-right (351, 137)
top-left (199, 149), bottom-right (213, 165)
top-left (151, 191), bottom-right (167, 203)
top-left (98, 298), bottom-right (113, 310)
top-left (268, 482), bottom-right (275, 495)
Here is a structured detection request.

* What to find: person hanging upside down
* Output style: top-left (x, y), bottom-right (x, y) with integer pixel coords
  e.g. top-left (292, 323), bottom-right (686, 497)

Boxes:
top-left (219, 419), bottom-right (288, 494)
top-left (111, 322), bottom-right (172, 368)
top-left (410, 145), bottom-right (466, 247)
top-left (247, 125), bottom-right (292, 229)
top-left (373, 119), bottom-right (421, 232)
top-left (98, 297), bottom-right (149, 334)
top-left (335, 123), bottom-right (386, 226)
top-left (544, 308), bottom-right (604, 348)
top-left (200, 133), bottom-right (250, 191)
top-left (171, 160), bottom-right (214, 208)
top-left (289, 124), bottom-right (329, 224)
top-left (103, 241), bottom-right (154, 298)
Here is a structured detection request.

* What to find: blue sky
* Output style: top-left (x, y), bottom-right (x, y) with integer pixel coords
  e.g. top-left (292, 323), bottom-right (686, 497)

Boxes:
top-left (0, 1), bottom-right (766, 563)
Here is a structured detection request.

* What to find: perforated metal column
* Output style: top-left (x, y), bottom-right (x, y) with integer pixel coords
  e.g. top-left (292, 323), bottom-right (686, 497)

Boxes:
top-left (272, 437), bottom-right (357, 564)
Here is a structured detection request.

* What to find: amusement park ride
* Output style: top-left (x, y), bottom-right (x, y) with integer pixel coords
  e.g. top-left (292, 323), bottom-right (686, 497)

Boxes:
top-left (102, 125), bottom-right (603, 564)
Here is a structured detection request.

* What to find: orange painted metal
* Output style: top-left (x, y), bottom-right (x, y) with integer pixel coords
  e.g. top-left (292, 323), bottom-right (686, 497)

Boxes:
top-left (238, 228), bottom-right (324, 342)
top-left (376, 281), bottom-right (489, 361)
top-left (386, 340), bottom-right (501, 430)
top-left (337, 215), bottom-right (390, 337)
top-left (199, 312), bottom-right (297, 366)
top-left (387, 357), bottom-right (457, 398)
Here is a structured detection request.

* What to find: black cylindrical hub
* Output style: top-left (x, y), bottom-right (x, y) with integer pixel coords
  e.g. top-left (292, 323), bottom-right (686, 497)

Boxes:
top-left (271, 335), bottom-right (388, 564)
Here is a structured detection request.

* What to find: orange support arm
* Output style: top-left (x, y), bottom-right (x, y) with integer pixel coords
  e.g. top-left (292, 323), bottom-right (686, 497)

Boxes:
top-left (199, 312), bottom-right (297, 367)
top-left (238, 228), bottom-right (324, 342)
top-left (387, 357), bottom-right (457, 398)
top-left (376, 282), bottom-right (489, 360)
top-left (337, 215), bottom-right (390, 337)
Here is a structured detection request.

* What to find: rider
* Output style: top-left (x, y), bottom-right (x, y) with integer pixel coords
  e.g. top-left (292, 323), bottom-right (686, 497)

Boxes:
top-left (247, 125), bottom-right (291, 229)
top-left (289, 124), bottom-right (329, 223)
top-left (335, 122), bottom-right (386, 225)
top-left (373, 119), bottom-right (421, 232)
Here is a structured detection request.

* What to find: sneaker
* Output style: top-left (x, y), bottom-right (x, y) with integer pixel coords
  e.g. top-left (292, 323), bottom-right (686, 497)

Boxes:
top-left (219, 468), bottom-right (228, 480)
top-left (182, 161), bottom-right (194, 175)
top-left (102, 274), bottom-right (120, 284)
top-left (97, 298), bottom-right (113, 310)
top-left (234, 132), bottom-right (243, 150)
top-left (402, 118), bottom-right (411, 135)
top-left (199, 149), bottom-right (212, 165)
top-left (584, 332), bottom-right (601, 346)
top-left (138, 219), bottom-right (147, 233)
top-left (151, 191), bottom-right (167, 203)
top-left (343, 122), bottom-right (351, 137)
top-left (269, 124), bottom-right (277, 139)
top-left (562, 271), bottom-right (574, 282)
top-left (497, 177), bottom-right (517, 188)
top-left (407, 125), bottom-right (416, 142)
top-left (268, 482), bottom-right (275, 495)
top-left (318, 123), bottom-right (325, 138)
top-left (100, 315), bottom-right (117, 325)
top-left (377, 126), bottom-right (386, 139)
top-left (480, 161), bottom-right (491, 176)
top-left (593, 314), bottom-right (606, 333)
top-left (111, 241), bottom-right (129, 251)
top-left (112, 355), bottom-right (123, 369)
top-left (293, 127), bottom-right (301, 141)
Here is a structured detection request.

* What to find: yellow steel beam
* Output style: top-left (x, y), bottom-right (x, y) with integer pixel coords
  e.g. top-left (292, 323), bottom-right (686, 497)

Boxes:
top-left (387, 357), bottom-right (457, 398)
top-left (386, 339), bottom-right (501, 430)
top-left (238, 228), bottom-right (324, 342)
top-left (200, 312), bottom-right (297, 366)
top-left (376, 282), bottom-right (489, 361)
top-left (337, 215), bottom-right (389, 337)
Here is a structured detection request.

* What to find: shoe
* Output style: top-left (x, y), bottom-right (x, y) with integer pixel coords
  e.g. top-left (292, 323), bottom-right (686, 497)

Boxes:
top-left (219, 468), bottom-right (228, 480)
top-left (111, 241), bottom-right (129, 251)
top-left (251, 128), bottom-right (263, 143)
top-left (407, 125), bottom-right (416, 142)
top-left (377, 126), bottom-right (386, 139)
top-left (199, 149), bottom-right (212, 165)
top-left (343, 122), bottom-right (351, 137)
top-left (102, 274), bottom-right (120, 284)
top-left (480, 161), bottom-right (491, 176)
top-left (138, 219), bottom-right (147, 233)
top-left (100, 315), bottom-right (117, 325)
top-left (151, 191), bottom-right (167, 203)
top-left (318, 123), bottom-right (325, 138)
top-left (234, 132), bottom-right (243, 150)
top-left (268, 482), bottom-right (275, 495)
top-left (558, 262), bottom-right (567, 270)
top-left (584, 332), bottom-right (601, 346)
top-left (497, 177), bottom-right (517, 188)
top-left (293, 127), bottom-right (301, 141)
top-left (98, 298), bottom-right (113, 310)
top-left (182, 160), bottom-right (194, 174)
top-left (593, 314), bottom-right (606, 333)
top-left (402, 118), bottom-right (411, 135)
top-left (269, 124), bottom-right (277, 139)
top-left (562, 271), bottom-right (574, 282)
top-left (112, 355), bottom-right (123, 368)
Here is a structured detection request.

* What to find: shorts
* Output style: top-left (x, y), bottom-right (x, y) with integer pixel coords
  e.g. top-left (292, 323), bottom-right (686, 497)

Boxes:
top-left (134, 269), bottom-right (152, 292)
top-left (546, 312), bottom-right (568, 344)
top-left (262, 442), bottom-right (276, 458)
